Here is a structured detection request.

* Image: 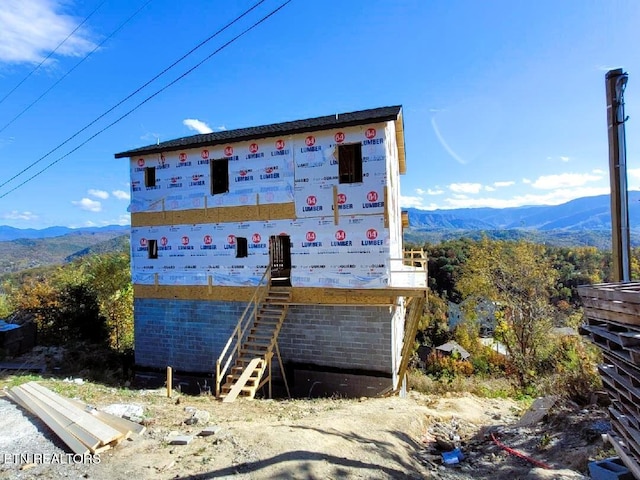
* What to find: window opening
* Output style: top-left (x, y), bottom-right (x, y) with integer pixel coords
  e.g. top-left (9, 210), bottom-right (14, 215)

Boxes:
top-left (211, 159), bottom-right (229, 194)
top-left (144, 166), bottom-right (156, 187)
top-left (236, 237), bottom-right (248, 258)
top-left (338, 143), bottom-right (363, 184)
top-left (148, 239), bottom-right (158, 259)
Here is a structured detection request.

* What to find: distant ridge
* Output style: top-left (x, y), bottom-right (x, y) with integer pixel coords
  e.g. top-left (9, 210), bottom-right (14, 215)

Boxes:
top-left (405, 192), bottom-right (640, 231)
top-left (0, 224), bottom-right (129, 242)
top-left (404, 192), bottom-right (640, 248)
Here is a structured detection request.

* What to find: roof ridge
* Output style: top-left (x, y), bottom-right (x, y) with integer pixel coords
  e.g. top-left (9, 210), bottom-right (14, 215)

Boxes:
top-left (114, 105), bottom-right (402, 158)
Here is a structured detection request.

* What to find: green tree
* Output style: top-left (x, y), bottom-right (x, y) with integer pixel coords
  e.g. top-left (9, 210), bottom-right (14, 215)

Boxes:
top-left (84, 253), bottom-right (133, 351)
top-left (457, 238), bottom-right (557, 389)
top-left (416, 289), bottom-right (450, 347)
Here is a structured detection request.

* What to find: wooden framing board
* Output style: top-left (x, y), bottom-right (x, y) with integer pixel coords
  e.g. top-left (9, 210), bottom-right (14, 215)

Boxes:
top-left (607, 433), bottom-right (640, 480)
top-left (8, 388), bottom-right (90, 455)
top-left (20, 382), bottom-right (122, 445)
top-left (582, 296), bottom-right (640, 318)
top-left (134, 284), bottom-right (426, 305)
top-left (394, 112), bottom-right (406, 175)
top-left (131, 202), bottom-right (295, 227)
top-left (584, 304), bottom-right (640, 327)
top-left (68, 398), bottom-right (146, 437)
top-left (579, 283), bottom-right (640, 305)
top-left (222, 357), bottom-right (262, 403)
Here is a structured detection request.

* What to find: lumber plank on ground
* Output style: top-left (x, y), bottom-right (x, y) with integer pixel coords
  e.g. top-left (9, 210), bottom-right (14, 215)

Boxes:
top-left (68, 398), bottom-right (146, 437)
top-left (11, 385), bottom-right (103, 452)
top-left (20, 382), bottom-right (122, 445)
top-left (8, 387), bottom-right (90, 455)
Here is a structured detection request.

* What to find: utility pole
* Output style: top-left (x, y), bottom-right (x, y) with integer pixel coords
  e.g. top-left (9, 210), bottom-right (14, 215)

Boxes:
top-left (605, 68), bottom-right (631, 282)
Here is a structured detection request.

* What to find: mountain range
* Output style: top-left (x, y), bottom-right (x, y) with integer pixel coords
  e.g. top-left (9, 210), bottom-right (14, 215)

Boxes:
top-left (405, 192), bottom-right (640, 247)
top-left (0, 192), bottom-right (636, 275)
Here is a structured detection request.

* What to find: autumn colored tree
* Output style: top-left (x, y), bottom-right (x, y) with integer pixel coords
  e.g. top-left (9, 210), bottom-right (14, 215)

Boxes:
top-left (457, 238), bottom-right (557, 389)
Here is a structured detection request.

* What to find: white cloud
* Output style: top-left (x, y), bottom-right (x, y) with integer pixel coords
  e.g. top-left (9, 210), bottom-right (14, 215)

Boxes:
top-left (493, 181), bottom-right (515, 188)
top-left (436, 186), bottom-right (610, 210)
top-left (2, 210), bottom-right (37, 221)
top-left (532, 172), bottom-right (604, 190)
top-left (416, 187), bottom-right (444, 196)
top-left (183, 118), bottom-right (213, 134)
top-left (560, 156), bottom-right (570, 162)
top-left (112, 189), bottom-right (130, 200)
top-left (88, 189), bottom-right (109, 199)
top-left (0, 0), bottom-right (97, 64)
top-left (593, 168), bottom-right (606, 175)
top-left (484, 186), bottom-right (495, 192)
top-left (116, 214), bottom-right (130, 225)
top-left (399, 195), bottom-right (425, 208)
top-left (523, 178), bottom-right (532, 184)
top-left (71, 198), bottom-right (101, 212)
top-left (449, 182), bottom-right (482, 194)
top-left (215, 125), bottom-right (227, 131)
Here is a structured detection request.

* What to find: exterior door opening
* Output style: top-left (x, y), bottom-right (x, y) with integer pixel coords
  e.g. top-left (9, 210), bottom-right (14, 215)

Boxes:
top-left (270, 235), bottom-right (291, 286)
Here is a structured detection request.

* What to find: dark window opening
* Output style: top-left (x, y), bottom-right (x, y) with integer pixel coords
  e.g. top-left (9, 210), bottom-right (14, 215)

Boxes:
top-left (148, 239), bottom-right (158, 259)
top-left (144, 166), bottom-right (156, 187)
top-left (211, 159), bottom-right (229, 194)
top-left (236, 237), bottom-right (248, 258)
top-left (338, 143), bottom-right (363, 184)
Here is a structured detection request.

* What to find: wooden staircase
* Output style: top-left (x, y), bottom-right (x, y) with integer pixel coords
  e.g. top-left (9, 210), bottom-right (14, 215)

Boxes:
top-left (220, 286), bottom-right (291, 402)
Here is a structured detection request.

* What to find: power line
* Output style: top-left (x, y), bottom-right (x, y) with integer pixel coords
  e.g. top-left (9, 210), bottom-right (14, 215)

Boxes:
top-left (0, 0), bottom-right (292, 199)
top-left (0, 0), bottom-right (266, 191)
top-left (0, 0), bottom-right (107, 106)
top-left (0, 0), bottom-right (155, 136)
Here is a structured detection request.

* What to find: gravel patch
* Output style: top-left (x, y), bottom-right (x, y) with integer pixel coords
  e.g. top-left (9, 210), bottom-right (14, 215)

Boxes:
top-left (0, 396), bottom-right (97, 479)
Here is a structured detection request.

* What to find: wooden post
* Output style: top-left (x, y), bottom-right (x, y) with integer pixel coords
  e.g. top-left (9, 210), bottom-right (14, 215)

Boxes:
top-left (166, 366), bottom-right (172, 398)
top-left (383, 186), bottom-right (389, 228)
top-left (606, 68), bottom-right (631, 282)
top-left (268, 355), bottom-right (272, 399)
top-left (215, 361), bottom-right (220, 398)
top-left (333, 185), bottom-right (339, 225)
top-left (275, 342), bottom-right (291, 399)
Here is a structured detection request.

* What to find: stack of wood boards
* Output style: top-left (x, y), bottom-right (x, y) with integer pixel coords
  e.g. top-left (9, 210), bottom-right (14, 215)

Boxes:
top-left (579, 282), bottom-right (640, 475)
top-left (5, 381), bottom-right (145, 455)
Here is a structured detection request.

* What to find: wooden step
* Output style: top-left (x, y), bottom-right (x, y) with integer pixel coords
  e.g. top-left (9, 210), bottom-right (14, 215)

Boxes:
top-left (222, 358), bottom-right (263, 403)
top-left (258, 305), bottom-right (284, 315)
top-left (256, 312), bottom-right (283, 321)
top-left (241, 347), bottom-right (272, 356)
top-left (243, 340), bottom-right (271, 349)
top-left (247, 335), bottom-right (274, 344)
top-left (225, 373), bottom-right (260, 385)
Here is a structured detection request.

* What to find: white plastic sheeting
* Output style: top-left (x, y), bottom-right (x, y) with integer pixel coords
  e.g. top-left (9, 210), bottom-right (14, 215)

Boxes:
top-left (128, 125), bottom-right (387, 215)
top-left (131, 215), bottom-right (389, 288)
top-left (129, 139), bottom-right (295, 213)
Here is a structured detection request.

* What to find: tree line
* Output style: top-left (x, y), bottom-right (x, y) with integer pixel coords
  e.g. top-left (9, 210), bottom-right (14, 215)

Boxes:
top-left (412, 237), bottom-right (628, 400)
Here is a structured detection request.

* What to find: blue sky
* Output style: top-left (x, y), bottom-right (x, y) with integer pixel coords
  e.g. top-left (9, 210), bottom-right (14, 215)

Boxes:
top-left (0, 0), bottom-right (639, 229)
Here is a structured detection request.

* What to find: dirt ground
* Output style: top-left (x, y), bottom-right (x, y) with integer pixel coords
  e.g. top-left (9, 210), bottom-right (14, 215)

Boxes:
top-left (0, 379), bottom-right (613, 480)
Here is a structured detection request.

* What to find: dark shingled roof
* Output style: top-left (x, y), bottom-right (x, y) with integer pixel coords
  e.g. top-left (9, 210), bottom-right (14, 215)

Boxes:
top-left (114, 105), bottom-right (402, 158)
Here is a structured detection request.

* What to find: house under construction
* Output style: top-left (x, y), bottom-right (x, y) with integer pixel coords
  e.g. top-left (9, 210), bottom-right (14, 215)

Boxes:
top-left (114, 105), bottom-right (427, 400)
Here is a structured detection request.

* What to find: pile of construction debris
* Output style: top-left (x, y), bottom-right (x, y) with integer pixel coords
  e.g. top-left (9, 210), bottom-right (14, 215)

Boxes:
top-left (580, 282), bottom-right (640, 478)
